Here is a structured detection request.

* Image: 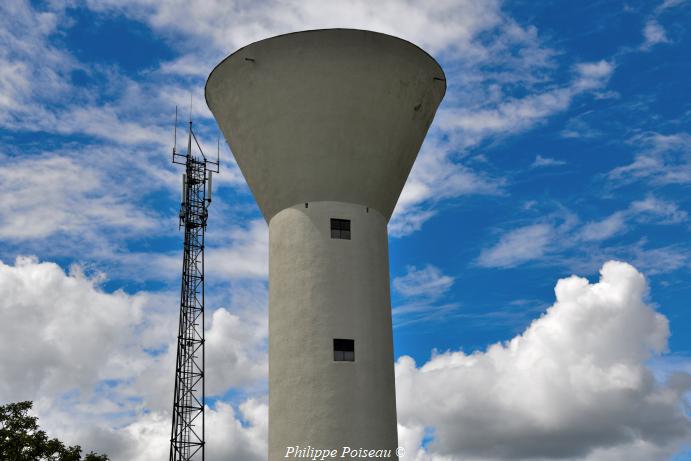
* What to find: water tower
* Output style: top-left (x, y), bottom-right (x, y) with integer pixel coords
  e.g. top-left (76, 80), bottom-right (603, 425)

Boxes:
top-left (205, 29), bottom-right (445, 459)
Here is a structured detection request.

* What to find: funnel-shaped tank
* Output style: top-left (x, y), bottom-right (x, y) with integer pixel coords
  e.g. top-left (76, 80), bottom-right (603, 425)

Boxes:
top-left (206, 29), bottom-right (445, 460)
top-left (206, 28), bottom-right (446, 221)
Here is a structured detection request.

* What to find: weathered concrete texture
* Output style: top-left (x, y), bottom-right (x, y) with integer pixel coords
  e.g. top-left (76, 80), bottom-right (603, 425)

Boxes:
top-left (269, 202), bottom-right (397, 459)
top-left (205, 29), bottom-right (446, 222)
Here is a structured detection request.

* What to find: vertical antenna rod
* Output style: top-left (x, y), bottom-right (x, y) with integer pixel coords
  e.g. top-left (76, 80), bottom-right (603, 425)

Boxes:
top-left (173, 106), bottom-right (178, 156)
top-left (169, 108), bottom-right (220, 461)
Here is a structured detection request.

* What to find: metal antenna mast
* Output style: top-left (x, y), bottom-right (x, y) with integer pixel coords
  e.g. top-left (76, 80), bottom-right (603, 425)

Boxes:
top-left (169, 106), bottom-right (220, 461)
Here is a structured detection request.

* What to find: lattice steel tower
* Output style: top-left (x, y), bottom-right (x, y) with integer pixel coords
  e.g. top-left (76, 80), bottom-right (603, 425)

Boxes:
top-left (169, 111), bottom-right (219, 461)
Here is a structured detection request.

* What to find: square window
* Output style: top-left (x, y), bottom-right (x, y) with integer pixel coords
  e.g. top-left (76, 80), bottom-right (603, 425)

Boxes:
top-left (333, 338), bottom-right (354, 362)
top-left (330, 219), bottom-right (351, 240)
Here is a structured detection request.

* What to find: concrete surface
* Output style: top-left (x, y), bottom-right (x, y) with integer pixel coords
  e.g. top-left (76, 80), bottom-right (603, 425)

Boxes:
top-left (205, 28), bottom-right (446, 222)
top-left (269, 201), bottom-right (397, 459)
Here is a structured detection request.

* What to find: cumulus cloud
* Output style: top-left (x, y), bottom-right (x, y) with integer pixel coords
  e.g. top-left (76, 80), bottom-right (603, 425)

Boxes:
top-left (206, 219), bottom-right (269, 279)
top-left (205, 305), bottom-right (267, 395)
top-left (0, 256), bottom-right (268, 460)
top-left (37, 400), bottom-right (268, 461)
top-left (0, 256), bottom-right (149, 400)
top-left (3, 257), bottom-right (690, 460)
top-left (396, 261), bottom-right (691, 460)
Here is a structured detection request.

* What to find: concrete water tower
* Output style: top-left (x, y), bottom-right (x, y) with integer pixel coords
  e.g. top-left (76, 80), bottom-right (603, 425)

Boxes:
top-left (205, 29), bottom-right (445, 459)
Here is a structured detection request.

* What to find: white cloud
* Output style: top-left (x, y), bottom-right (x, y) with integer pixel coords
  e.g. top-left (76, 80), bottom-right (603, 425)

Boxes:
top-left (206, 219), bottom-right (269, 279)
top-left (573, 61), bottom-right (615, 90)
top-left (0, 2), bottom-right (73, 121)
top-left (595, 241), bottom-right (690, 276)
top-left (0, 256), bottom-right (148, 400)
top-left (3, 1), bottom-right (620, 239)
top-left (560, 115), bottom-right (603, 139)
top-left (88, 217), bottom-right (269, 285)
top-left (630, 196), bottom-right (688, 224)
top-left (205, 305), bottom-right (267, 395)
top-left (641, 20), bottom-right (670, 50)
top-left (388, 208), bottom-right (439, 238)
top-left (394, 265), bottom-right (454, 299)
top-left (3, 257), bottom-right (690, 460)
top-left (0, 2), bottom-right (172, 146)
top-left (438, 61), bottom-right (613, 147)
top-left (72, 0), bottom-right (600, 237)
top-left (205, 400), bottom-right (267, 461)
top-left (531, 155), bottom-right (567, 168)
top-left (391, 60), bottom-right (613, 234)
top-left (392, 265), bottom-right (458, 326)
top-left (390, 140), bottom-right (504, 237)
top-left (0, 256), bottom-right (268, 460)
top-left (0, 152), bottom-right (160, 241)
top-left (608, 132), bottom-right (691, 186)
top-left (478, 223), bottom-right (555, 268)
top-left (395, 261), bottom-right (691, 460)
top-left (579, 196), bottom-right (687, 243)
top-left (479, 196), bottom-right (688, 268)
top-left (579, 211), bottom-right (628, 242)
top-left (439, 89), bottom-right (572, 145)
top-left (84, 0), bottom-right (506, 58)
top-left (658, 0), bottom-right (689, 10)
top-left (38, 401), bottom-right (268, 461)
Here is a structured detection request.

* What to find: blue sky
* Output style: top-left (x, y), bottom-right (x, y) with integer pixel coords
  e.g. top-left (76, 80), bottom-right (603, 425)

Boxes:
top-left (1, 1), bottom-right (690, 460)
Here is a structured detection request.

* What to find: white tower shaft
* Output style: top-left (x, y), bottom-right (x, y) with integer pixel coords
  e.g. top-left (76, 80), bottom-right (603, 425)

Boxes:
top-left (269, 202), bottom-right (396, 458)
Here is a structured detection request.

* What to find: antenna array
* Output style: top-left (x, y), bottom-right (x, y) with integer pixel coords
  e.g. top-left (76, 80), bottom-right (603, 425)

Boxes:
top-left (169, 106), bottom-right (220, 461)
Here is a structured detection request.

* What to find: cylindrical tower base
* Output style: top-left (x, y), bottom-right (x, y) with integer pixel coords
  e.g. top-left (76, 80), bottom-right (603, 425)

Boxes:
top-left (268, 201), bottom-right (398, 459)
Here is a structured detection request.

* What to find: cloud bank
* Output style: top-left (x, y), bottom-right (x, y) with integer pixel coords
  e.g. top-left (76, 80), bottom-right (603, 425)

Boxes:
top-left (396, 261), bottom-right (690, 460)
top-left (1, 257), bottom-right (688, 460)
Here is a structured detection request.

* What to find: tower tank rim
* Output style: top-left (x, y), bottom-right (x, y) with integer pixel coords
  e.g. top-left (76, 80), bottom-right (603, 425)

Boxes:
top-left (204, 28), bottom-right (447, 112)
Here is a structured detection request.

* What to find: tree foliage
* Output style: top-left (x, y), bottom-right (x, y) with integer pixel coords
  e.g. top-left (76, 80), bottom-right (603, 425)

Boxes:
top-left (0, 401), bottom-right (109, 461)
